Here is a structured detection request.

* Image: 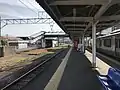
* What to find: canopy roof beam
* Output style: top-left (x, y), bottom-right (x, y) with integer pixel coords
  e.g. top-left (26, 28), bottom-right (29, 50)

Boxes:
top-left (65, 23), bottom-right (114, 27)
top-left (60, 17), bottom-right (93, 22)
top-left (67, 28), bottom-right (85, 31)
top-left (84, 0), bottom-right (115, 33)
top-left (60, 15), bottom-right (120, 22)
top-left (50, 0), bottom-right (109, 5)
top-left (50, 0), bottom-right (120, 6)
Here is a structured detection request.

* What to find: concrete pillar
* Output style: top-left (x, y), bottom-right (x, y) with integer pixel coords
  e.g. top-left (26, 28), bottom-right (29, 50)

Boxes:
top-left (63, 37), bottom-right (64, 44)
top-left (92, 22), bottom-right (97, 67)
top-left (41, 38), bottom-right (45, 48)
top-left (58, 37), bottom-right (60, 47)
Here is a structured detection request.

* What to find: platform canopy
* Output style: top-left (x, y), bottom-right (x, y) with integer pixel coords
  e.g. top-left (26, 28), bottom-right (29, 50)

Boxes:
top-left (36, 0), bottom-right (120, 38)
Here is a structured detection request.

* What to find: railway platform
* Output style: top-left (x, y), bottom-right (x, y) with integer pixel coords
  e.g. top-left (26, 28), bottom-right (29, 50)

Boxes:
top-left (22, 47), bottom-right (102, 90)
top-left (57, 49), bottom-right (102, 90)
top-left (47, 48), bottom-right (102, 90)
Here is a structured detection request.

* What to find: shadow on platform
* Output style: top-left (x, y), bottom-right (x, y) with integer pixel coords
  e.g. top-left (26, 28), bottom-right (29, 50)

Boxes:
top-left (58, 49), bottom-right (102, 90)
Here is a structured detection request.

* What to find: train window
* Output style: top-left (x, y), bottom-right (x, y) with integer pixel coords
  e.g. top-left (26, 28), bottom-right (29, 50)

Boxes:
top-left (104, 39), bottom-right (111, 47)
top-left (119, 39), bottom-right (120, 48)
top-left (115, 39), bottom-right (118, 48)
top-left (99, 39), bottom-right (102, 47)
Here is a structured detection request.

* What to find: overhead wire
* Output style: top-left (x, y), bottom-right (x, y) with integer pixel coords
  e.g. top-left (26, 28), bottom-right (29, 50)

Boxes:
top-left (18, 0), bottom-right (38, 15)
top-left (26, 0), bottom-right (39, 12)
top-left (21, 0), bottom-right (50, 18)
top-left (18, 0), bottom-right (46, 18)
top-left (18, 0), bottom-right (54, 31)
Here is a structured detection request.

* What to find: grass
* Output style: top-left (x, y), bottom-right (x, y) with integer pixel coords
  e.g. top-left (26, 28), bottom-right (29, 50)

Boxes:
top-left (16, 57), bottom-right (28, 63)
top-left (0, 48), bottom-right (59, 72)
top-left (16, 51), bottom-right (55, 63)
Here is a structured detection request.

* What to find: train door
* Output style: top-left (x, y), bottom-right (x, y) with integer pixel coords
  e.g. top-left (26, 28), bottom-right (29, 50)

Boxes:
top-left (115, 36), bottom-right (120, 57)
top-left (73, 38), bottom-right (79, 50)
top-left (115, 38), bottom-right (118, 56)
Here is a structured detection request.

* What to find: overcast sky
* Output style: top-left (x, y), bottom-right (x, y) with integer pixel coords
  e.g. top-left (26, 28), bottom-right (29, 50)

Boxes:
top-left (0, 0), bottom-right (63, 37)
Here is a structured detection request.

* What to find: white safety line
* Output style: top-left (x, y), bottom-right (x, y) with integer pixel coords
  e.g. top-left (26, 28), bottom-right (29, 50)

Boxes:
top-left (44, 47), bottom-right (72, 90)
top-left (85, 50), bottom-right (110, 75)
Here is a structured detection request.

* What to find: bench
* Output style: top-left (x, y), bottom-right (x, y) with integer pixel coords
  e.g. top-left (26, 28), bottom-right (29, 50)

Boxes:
top-left (97, 68), bottom-right (120, 90)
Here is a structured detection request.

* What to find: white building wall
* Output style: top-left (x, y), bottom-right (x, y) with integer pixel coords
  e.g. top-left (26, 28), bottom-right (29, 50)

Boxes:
top-left (52, 40), bottom-right (58, 47)
top-left (18, 43), bottom-right (28, 49)
top-left (41, 39), bottom-right (46, 48)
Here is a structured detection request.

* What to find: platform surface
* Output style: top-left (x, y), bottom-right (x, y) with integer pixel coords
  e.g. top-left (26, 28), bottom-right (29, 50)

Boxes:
top-left (58, 49), bottom-right (102, 90)
top-left (22, 48), bottom-right (102, 90)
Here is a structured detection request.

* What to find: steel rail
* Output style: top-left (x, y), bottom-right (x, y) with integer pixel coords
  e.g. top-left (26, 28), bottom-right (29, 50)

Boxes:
top-left (1, 49), bottom-right (64, 90)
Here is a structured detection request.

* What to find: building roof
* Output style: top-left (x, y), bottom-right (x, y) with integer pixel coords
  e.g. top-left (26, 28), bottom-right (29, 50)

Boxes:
top-left (0, 36), bottom-right (23, 41)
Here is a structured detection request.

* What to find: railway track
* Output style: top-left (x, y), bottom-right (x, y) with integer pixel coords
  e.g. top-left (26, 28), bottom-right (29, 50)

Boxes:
top-left (1, 49), bottom-right (64, 90)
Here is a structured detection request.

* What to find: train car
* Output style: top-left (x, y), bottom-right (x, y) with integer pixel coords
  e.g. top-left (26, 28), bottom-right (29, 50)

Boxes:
top-left (96, 31), bottom-right (120, 59)
top-left (73, 38), bottom-right (79, 50)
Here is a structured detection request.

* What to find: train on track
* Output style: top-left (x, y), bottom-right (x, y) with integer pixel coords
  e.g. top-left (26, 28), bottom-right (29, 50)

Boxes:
top-left (95, 31), bottom-right (120, 59)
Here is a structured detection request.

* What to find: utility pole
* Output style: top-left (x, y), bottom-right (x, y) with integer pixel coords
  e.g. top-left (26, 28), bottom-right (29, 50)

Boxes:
top-left (0, 16), bottom-right (1, 37)
top-left (0, 16), bottom-right (1, 46)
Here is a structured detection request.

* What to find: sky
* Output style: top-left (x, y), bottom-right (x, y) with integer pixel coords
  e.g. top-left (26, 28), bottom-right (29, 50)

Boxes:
top-left (0, 0), bottom-right (63, 37)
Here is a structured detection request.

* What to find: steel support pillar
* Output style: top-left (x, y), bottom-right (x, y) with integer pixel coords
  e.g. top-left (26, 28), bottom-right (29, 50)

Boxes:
top-left (79, 37), bottom-right (81, 44)
top-left (89, 37), bottom-right (91, 47)
top-left (82, 35), bottom-right (85, 53)
top-left (92, 22), bottom-right (96, 67)
top-left (78, 37), bottom-right (81, 51)
top-left (85, 36), bottom-right (87, 47)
